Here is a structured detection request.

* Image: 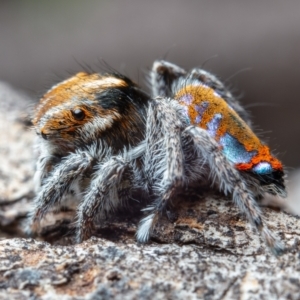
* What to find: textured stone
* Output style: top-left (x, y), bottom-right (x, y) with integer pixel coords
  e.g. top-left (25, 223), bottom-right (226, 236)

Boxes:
top-left (0, 82), bottom-right (35, 204)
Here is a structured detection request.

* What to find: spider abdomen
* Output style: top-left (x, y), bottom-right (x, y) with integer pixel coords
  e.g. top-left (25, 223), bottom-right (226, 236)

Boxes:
top-left (174, 84), bottom-right (283, 180)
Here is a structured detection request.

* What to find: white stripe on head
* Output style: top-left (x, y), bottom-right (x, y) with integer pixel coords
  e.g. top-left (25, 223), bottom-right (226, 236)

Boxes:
top-left (80, 112), bottom-right (121, 140)
top-left (82, 77), bottom-right (127, 89)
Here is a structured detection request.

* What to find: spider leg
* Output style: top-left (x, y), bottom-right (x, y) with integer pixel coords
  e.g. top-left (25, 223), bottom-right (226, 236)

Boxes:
top-left (151, 60), bottom-right (186, 98)
top-left (28, 150), bottom-right (94, 232)
top-left (143, 99), bottom-right (166, 192)
top-left (137, 99), bottom-right (185, 243)
top-left (76, 143), bottom-right (145, 242)
top-left (33, 140), bottom-right (62, 192)
top-left (184, 126), bottom-right (284, 255)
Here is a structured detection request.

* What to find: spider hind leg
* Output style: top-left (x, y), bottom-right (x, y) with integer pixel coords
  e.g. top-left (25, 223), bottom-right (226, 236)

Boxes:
top-left (185, 126), bottom-right (284, 255)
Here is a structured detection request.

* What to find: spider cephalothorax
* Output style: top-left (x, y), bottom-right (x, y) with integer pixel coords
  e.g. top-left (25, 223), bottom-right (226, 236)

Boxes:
top-left (33, 71), bottom-right (149, 155)
top-left (28, 61), bottom-right (286, 255)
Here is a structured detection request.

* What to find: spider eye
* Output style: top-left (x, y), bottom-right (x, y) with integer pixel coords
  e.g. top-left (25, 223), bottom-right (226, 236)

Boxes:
top-left (71, 108), bottom-right (85, 121)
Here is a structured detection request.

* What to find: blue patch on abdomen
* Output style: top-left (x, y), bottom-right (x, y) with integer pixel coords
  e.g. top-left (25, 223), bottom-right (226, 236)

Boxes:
top-left (252, 162), bottom-right (272, 175)
top-left (207, 113), bottom-right (222, 137)
top-left (219, 133), bottom-right (257, 164)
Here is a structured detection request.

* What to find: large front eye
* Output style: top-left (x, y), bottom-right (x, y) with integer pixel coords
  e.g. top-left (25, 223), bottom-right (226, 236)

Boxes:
top-left (71, 108), bottom-right (85, 120)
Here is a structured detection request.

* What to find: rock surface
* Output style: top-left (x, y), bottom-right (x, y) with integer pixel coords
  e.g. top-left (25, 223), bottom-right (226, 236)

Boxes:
top-left (0, 82), bottom-right (299, 300)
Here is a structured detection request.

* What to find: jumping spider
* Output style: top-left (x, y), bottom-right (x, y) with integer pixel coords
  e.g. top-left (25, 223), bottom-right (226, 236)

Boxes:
top-left (28, 61), bottom-right (286, 255)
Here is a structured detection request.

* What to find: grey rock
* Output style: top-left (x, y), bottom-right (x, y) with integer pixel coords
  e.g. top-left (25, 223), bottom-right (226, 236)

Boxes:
top-left (0, 82), bottom-right (35, 204)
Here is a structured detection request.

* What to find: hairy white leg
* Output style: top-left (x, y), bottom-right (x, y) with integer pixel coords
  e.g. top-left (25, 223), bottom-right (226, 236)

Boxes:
top-left (143, 100), bottom-right (166, 193)
top-left (26, 151), bottom-right (95, 237)
top-left (136, 99), bottom-right (185, 243)
top-left (28, 150), bottom-right (94, 226)
top-left (185, 126), bottom-right (284, 255)
top-left (77, 144), bottom-right (145, 242)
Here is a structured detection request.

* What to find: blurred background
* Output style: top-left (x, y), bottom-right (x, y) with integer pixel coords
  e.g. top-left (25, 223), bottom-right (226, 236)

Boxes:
top-left (0, 0), bottom-right (299, 169)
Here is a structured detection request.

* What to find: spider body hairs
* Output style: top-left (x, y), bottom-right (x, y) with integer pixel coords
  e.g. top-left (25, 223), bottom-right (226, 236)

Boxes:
top-left (28, 61), bottom-right (286, 255)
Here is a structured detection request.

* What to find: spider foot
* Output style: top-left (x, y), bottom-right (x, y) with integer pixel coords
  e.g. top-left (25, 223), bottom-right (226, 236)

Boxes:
top-left (261, 226), bottom-right (285, 256)
top-left (76, 215), bottom-right (95, 243)
top-left (136, 211), bottom-right (158, 243)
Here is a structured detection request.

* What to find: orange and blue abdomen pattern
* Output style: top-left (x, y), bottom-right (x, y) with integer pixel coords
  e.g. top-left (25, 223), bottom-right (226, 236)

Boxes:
top-left (174, 84), bottom-right (283, 175)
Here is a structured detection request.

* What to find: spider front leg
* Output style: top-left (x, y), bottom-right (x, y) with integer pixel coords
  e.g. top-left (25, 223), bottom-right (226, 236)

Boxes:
top-left (76, 144), bottom-right (145, 242)
top-left (184, 126), bottom-right (284, 255)
top-left (28, 150), bottom-right (94, 234)
top-left (137, 99), bottom-right (186, 242)
top-left (33, 141), bottom-right (62, 192)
